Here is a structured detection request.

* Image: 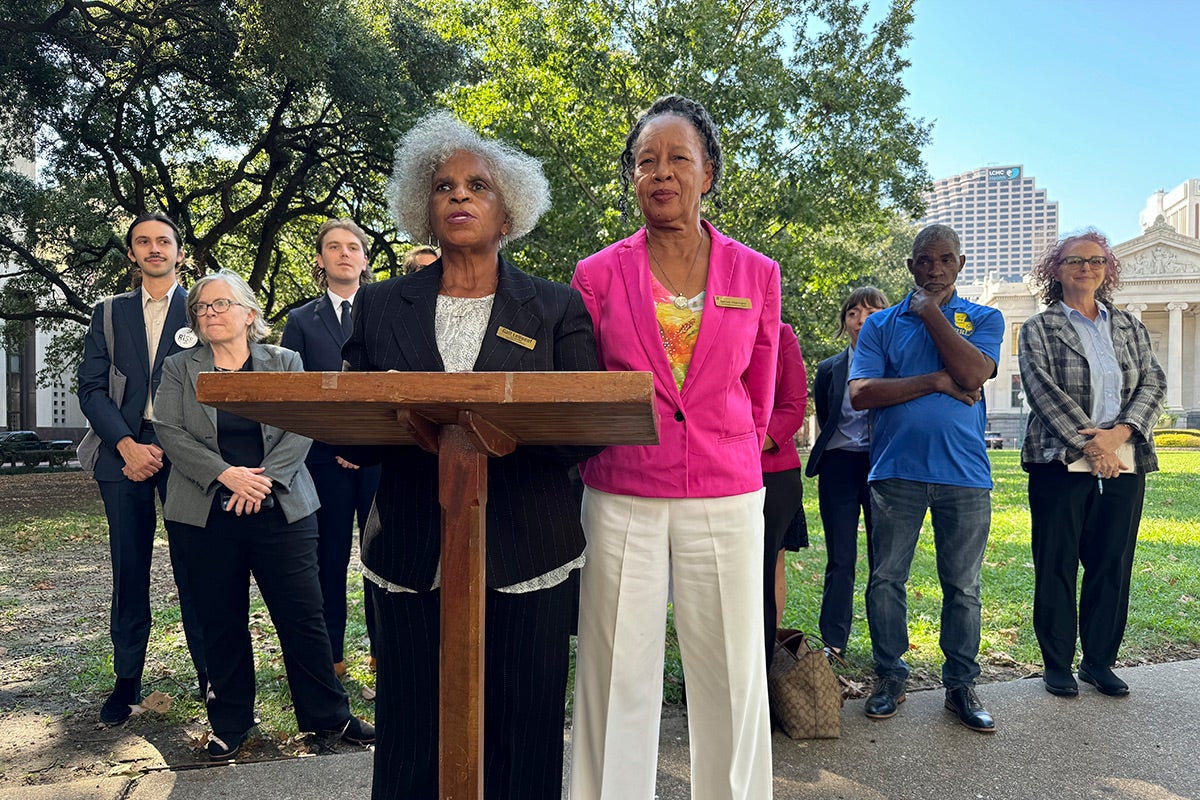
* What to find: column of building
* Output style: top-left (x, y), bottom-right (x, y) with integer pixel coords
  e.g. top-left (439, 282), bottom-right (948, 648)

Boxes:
top-left (1166, 302), bottom-right (1188, 416)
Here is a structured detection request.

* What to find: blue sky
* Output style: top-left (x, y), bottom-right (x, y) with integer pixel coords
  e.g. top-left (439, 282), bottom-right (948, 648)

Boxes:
top-left (896, 0), bottom-right (1199, 243)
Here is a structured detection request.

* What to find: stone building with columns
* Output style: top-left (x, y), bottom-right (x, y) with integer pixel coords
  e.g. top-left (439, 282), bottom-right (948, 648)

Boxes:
top-left (976, 215), bottom-right (1200, 448)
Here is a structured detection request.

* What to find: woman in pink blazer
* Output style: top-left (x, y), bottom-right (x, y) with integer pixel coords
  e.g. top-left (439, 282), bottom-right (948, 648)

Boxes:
top-left (569, 95), bottom-right (781, 800)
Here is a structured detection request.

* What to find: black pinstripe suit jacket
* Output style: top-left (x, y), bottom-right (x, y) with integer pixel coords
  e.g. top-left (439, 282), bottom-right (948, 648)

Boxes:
top-left (341, 257), bottom-right (601, 589)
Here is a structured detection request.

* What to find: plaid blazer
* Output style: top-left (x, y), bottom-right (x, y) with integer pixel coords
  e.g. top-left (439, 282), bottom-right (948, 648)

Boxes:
top-left (1017, 300), bottom-right (1165, 472)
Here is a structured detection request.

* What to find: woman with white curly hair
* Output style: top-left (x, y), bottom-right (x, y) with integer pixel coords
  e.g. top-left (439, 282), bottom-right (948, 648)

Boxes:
top-left (340, 111), bottom-right (601, 799)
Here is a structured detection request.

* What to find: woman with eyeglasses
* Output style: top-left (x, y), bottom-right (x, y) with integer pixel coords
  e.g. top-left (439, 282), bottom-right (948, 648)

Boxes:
top-left (153, 270), bottom-right (374, 760)
top-left (1018, 231), bottom-right (1165, 699)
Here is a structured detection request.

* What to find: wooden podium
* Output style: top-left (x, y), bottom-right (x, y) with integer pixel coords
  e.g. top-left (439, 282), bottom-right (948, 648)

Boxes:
top-left (196, 370), bottom-right (658, 798)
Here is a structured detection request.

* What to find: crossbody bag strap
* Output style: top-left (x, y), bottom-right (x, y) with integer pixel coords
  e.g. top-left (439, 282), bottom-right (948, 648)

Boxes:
top-left (102, 296), bottom-right (117, 399)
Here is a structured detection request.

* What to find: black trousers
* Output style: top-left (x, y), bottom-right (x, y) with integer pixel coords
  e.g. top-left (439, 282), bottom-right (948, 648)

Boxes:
top-left (815, 448), bottom-right (874, 650)
top-left (1027, 462), bottom-right (1146, 670)
top-left (98, 423), bottom-right (205, 680)
top-left (762, 468), bottom-right (802, 670)
top-left (172, 504), bottom-right (350, 735)
top-left (309, 460), bottom-right (381, 662)
top-left (370, 576), bottom-right (575, 800)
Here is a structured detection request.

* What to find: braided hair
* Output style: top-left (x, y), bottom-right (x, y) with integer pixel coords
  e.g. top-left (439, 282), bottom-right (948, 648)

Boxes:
top-left (618, 95), bottom-right (723, 218)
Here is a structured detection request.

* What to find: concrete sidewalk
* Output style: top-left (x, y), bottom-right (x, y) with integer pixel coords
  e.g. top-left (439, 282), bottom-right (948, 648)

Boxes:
top-left (11, 659), bottom-right (1198, 800)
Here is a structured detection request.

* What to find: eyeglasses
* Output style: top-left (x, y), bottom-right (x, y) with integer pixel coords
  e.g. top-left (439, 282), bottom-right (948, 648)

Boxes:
top-left (1058, 256), bottom-right (1108, 268)
top-left (191, 298), bottom-right (242, 315)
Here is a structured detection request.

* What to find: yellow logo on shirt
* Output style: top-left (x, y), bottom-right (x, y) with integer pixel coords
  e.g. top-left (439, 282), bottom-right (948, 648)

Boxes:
top-left (954, 312), bottom-right (974, 336)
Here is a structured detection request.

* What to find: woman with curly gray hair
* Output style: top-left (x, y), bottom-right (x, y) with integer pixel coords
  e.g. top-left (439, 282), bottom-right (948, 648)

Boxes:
top-left (343, 111), bottom-right (600, 799)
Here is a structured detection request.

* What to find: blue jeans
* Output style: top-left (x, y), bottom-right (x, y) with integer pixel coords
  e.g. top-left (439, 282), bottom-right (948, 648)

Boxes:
top-left (865, 478), bottom-right (991, 689)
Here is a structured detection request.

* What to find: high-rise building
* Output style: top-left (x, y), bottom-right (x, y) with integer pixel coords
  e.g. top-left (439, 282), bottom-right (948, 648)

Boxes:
top-left (919, 165), bottom-right (1059, 284)
top-left (1140, 179), bottom-right (1200, 238)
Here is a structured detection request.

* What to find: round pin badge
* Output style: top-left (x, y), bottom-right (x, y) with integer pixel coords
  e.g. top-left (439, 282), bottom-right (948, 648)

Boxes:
top-left (174, 327), bottom-right (199, 348)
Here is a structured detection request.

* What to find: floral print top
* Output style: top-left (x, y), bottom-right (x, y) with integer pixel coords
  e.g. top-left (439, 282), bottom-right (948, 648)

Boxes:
top-left (650, 271), bottom-right (704, 390)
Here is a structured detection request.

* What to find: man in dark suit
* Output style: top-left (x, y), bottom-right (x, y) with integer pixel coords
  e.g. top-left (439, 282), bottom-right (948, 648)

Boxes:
top-left (77, 212), bottom-right (206, 725)
top-left (280, 218), bottom-right (380, 682)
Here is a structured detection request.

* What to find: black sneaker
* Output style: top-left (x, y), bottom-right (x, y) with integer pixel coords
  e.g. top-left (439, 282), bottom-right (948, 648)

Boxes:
top-left (944, 685), bottom-right (995, 733)
top-left (320, 716), bottom-right (376, 745)
top-left (99, 677), bottom-right (141, 726)
top-left (864, 676), bottom-right (907, 719)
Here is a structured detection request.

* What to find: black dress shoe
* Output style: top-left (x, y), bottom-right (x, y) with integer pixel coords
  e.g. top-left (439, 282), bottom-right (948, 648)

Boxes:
top-left (207, 730), bottom-right (246, 761)
top-left (1042, 666), bottom-right (1078, 697)
top-left (864, 676), bottom-right (907, 719)
top-left (944, 686), bottom-right (995, 733)
top-left (320, 716), bottom-right (376, 745)
top-left (99, 678), bottom-right (142, 726)
top-left (1078, 662), bottom-right (1129, 696)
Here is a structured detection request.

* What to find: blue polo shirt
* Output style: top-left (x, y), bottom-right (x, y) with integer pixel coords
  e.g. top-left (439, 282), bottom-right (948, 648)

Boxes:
top-left (849, 291), bottom-right (1004, 490)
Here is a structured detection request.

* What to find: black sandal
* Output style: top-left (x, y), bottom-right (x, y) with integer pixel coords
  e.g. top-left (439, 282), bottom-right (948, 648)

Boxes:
top-left (207, 730), bottom-right (246, 761)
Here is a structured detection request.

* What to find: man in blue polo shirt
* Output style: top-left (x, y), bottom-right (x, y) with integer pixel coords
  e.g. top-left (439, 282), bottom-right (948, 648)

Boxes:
top-left (849, 224), bottom-right (1004, 734)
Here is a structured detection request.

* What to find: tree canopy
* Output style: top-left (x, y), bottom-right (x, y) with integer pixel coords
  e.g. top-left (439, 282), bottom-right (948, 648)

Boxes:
top-left (423, 0), bottom-right (931, 360)
top-left (0, 0), bottom-right (459, 377)
top-left (1, 0), bottom-right (931, 382)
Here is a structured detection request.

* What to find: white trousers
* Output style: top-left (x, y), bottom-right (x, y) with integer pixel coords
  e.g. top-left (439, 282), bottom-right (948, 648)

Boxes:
top-left (569, 488), bottom-right (772, 800)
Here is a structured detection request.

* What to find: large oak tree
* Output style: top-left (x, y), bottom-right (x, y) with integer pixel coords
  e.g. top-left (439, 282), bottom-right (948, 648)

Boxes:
top-left (0, 0), bottom-right (459, 378)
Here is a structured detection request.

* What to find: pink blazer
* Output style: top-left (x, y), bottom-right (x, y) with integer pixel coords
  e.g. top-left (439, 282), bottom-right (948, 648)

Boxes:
top-left (572, 221), bottom-right (781, 498)
top-left (761, 323), bottom-right (807, 474)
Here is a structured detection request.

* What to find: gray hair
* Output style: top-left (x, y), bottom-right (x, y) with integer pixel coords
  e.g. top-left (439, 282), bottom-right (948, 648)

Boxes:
top-left (186, 270), bottom-right (271, 344)
top-left (387, 111), bottom-right (550, 246)
top-left (912, 224), bottom-right (961, 258)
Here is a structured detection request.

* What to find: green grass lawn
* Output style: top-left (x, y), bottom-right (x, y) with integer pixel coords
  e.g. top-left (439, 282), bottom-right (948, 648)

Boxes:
top-left (5, 452), bottom-right (1197, 737)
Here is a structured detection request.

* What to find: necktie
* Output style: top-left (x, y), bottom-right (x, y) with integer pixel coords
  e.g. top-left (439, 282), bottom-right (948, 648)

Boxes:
top-left (340, 300), bottom-right (353, 342)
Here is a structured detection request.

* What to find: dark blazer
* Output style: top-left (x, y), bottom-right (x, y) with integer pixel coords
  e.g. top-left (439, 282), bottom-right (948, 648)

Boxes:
top-left (804, 347), bottom-right (850, 478)
top-left (77, 285), bottom-right (193, 482)
top-left (341, 258), bottom-right (601, 589)
top-left (152, 343), bottom-right (320, 528)
top-left (280, 293), bottom-right (350, 465)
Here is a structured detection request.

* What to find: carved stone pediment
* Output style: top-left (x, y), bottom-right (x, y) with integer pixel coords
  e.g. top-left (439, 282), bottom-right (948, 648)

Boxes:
top-left (1122, 244), bottom-right (1197, 277)
top-left (1115, 217), bottom-right (1200, 279)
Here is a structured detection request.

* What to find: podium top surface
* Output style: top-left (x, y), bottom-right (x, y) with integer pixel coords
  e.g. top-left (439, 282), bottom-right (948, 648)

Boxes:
top-left (196, 370), bottom-right (659, 447)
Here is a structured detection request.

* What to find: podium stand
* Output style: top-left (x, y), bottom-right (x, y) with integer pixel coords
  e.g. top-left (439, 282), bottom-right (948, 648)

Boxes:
top-left (197, 371), bottom-right (658, 798)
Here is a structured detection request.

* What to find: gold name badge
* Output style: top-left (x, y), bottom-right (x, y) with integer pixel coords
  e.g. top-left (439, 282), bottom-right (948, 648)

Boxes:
top-left (714, 295), bottom-right (752, 309)
top-left (497, 326), bottom-right (536, 350)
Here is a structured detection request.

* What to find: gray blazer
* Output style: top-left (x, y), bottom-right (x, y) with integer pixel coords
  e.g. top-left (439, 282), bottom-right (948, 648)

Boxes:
top-left (153, 342), bottom-right (319, 528)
